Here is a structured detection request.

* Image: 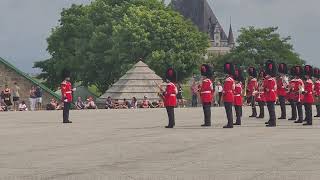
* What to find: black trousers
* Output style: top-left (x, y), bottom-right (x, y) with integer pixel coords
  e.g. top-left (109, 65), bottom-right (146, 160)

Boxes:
top-left (63, 102), bottom-right (71, 122)
top-left (267, 102), bottom-right (276, 126)
top-left (279, 96), bottom-right (286, 118)
top-left (234, 105), bottom-right (242, 124)
top-left (166, 106), bottom-right (175, 126)
top-left (316, 105), bottom-right (320, 116)
top-left (191, 94), bottom-right (198, 107)
top-left (304, 103), bottom-right (312, 124)
top-left (218, 92), bottom-right (222, 106)
top-left (257, 101), bottom-right (265, 118)
top-left (250, 96), bottom-right (257, 116)
top-left (296, 102), bottom-right (303, 121)
top-left (202, 102), bottom-right (211, 125)
top-left (224, 102), bottom-right (233, 127)
top-left (289, 100), bottom-right (297, 119)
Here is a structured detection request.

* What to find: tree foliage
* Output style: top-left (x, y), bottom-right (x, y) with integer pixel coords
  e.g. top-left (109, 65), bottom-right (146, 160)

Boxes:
top-left (216, 27), bottom-right (304, 72)
top-left (34, 0), bottom-right (209, 92)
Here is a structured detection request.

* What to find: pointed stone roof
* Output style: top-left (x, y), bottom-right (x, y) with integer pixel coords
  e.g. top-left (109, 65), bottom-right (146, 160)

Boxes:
top-left (228, 24), bottom-right (235, 45)
top-left (99, 61), bottom-right (163, 101)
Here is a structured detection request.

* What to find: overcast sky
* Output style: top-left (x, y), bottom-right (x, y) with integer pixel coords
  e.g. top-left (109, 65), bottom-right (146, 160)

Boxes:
top-left (0, 0), bottom-right (319, 73)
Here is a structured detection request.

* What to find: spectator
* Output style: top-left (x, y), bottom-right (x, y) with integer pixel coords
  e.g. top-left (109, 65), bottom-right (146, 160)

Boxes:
top-left (158, 99), bottom-right (165, 108)
top-left (29, 85), bottom-right (37, 111)
top-left (76, 97), bottom-right (85, 110)
top-left (0, 99), bottom-right (7, 111)
top-left (113, 99), bottom-right (120, 109)
top-left (141, 96), bottom-right (150, 108)
top-left (216, 81), bottom-right (223, 106)
top-left (35, 86), bottom-right (43, 110)
top-left (105, 96), bottom-right (113, 109)
top-left (12, 82), bottom-right (20, 111)
top-left (85, 97), bottom-right (98, 109)
top-left (191, 81), bottom-right (198, 107)
top-left (18, 101), bottom-right (28, 111)
top-left (177, 83), bottom-right (184, 107)
top-left (130, 97), bottom-right (138, 109)
top-left (3, 85), bottom-right (12, 109)
top-left (56, 102), bottom-right (63, 110)
top-left (121, 98), bottom-right (130, 109)
top-left (46, 99), bottom-right (57, 110)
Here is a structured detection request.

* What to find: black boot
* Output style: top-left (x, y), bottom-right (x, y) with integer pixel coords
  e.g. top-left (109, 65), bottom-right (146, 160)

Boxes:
top-left (294, 120), bottom-right (303, 123)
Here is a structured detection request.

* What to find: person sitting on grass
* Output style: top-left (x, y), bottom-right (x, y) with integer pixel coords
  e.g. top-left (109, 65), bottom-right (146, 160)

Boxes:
top-left (121, 98), bottom-right (130, 109)
top-left (18, 101), bottom-right (28, 111)
top-left (85, 97), bottom-right (98, 109)
top-left (76, 96), bottom-right (85, 110)
top-left (113, 99), bottom-right (120, 109)
top-left (105, 96), bottom-right (113, 109)
top-left (130, 97), bottom-right (138, 109)
top-left (141, 96), bottom-right (150, 108)
top-left (46, 99), bottom-right (57, 110)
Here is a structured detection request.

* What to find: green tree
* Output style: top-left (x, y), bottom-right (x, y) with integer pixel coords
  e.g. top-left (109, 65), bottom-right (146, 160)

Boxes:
top-left (34, 0), bottom-right (209, 92)
top-left (216, 26), bottom-right (304, 72)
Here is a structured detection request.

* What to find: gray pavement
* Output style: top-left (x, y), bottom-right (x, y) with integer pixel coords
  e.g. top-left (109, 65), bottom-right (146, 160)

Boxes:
top-left (1, 106), bottom-right (320, 180)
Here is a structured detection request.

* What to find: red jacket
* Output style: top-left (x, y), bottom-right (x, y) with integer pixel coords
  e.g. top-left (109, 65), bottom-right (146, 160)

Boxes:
top-left (223, 77), bottom-right (235, 103)
top-left (61, 80), bottom-right (73, 103)
top-left (234, 82), bottom-right (243, 106)
top-left (256, 79), bottom-right (266, 102)
top-left (287, 79), bottom-right (295, 101)
top-left (315, 80), bottom-right (320, 97)
top-left (200, 78), bottom-right (214, 103)
top-left (303, 79), bottom-right (314, 104)
top-left (291, 79), bottom-right (304, 102)
top-left (277, 77), bottom-right (287, 97)
top-left (164, 82), bottom-right (177, 107)
top-left (247, 78), bottom-right (257, 97)
top-left (264, 77), bottom-right (277, 102)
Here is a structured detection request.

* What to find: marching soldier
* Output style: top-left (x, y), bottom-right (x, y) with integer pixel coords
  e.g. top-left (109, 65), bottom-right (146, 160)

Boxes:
top-left (302, 65), bottom-right (314, 125)
top-left (292, 66), bottom-right (305, 124)
top-left (61, 69), bottom-right (75, 123)
top-left (233, 68), bottom-right (243, 125)
top-left (264, 60), bottom-right (277, 127)
top-left (160, 68), bottom-right (178, 128)
top-left (288, 67), bottom-right (297, 121)
top-left (199, 64), bottom-right (214, 127)
top-left (314, 68), bottom-right (320, 118)
top-left (257, 71), bottom-right (266, 119)
top-left (277, 63), bottom-right (288, 119)
top-left (247, 67), bottom-right (258, 118)
top-left (223, 63), bottom-right (235, 128)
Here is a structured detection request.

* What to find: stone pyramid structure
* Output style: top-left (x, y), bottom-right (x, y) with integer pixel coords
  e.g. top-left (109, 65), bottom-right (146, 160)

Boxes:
top-left (99, 61), bottom-right (163, 102)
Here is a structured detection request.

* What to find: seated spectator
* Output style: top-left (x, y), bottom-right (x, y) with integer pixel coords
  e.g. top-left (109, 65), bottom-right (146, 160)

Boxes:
top-left (76, 97), bottom-right (85, 110)
top-left (0, 99), bottom-right (7, 111)
top-left (121, 98), bottom-right (130, 109)
top-left (85, 97), bottom-right (98, 109)
top-left (141, 96), bottom-right (150, 108)
top-left (113, 100), bottom-right (120, 109)
top-left (105, 96), bottom-right (113, 109)
top-left (46, 99), bottom-right (57, 110)
top-left (130, 97), bottom-right (138, 109)
top-left (3, 85), bottom-right (12, 108)
top-left (158, 100), bottom-right (164, 108)
top-left (56, 102), bottom-right (63, 110)
top-left (18, 101), bottom-right (28, 111)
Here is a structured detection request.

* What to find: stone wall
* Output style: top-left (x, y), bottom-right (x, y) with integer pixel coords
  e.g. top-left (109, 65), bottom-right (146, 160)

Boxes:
top-left (0, 62), bottom-right (60, 109)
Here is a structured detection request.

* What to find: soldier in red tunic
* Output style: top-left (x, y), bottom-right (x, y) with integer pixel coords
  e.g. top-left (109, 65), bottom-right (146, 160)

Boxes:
top-left (301, 65), bottom-right (314, 125)
top-left (247, 67), bottom-right (258, 118)
top-left (161, 68), bottom-right (178, 128)
top-left (199, 64), bottom-right (214, 127)
top-left (60, 69), bottom-right (75, 123)
top-left (233, 68), bottom-right (243, 126)
top-left (264, 60), bottom-right (277, 127)
top-left (223, 63), bottom-right (235, 128)
top-left (256, 71), bottom-right (266, 119)
top-left (277, 63), bottom-right (288, 119)
top-left (291, 66), bottom-right (305, 123)
top-left (314, 68), bottom-right (320, 117)
top-left (288, 67), bottom-right (297, 121)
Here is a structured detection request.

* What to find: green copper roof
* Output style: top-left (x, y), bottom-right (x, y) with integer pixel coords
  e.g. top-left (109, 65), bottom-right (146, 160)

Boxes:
top-left (0, 57), bottom-right (61, 100)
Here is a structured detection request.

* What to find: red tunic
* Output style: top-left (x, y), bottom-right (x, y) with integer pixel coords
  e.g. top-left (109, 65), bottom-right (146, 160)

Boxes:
top-left (277, 77), bottom-right (287, 97)
top-left (315, 80), bottom-right (320, 97)
top-left (247, 78), bottom-right (258, 97)
top-left (234, 82), bottom-right (243, 106)
top-left (292, 79), bottom-right (304, 102)
top-left (303, 79), bottom-right (314, 104)
top-left (264, 77), bottom-right (277, 102)
top-left (223, 77), bottom-right (235, 103)
top-left (287, 79), bottom-right (296, 101)
top-left (200, 78), bottom-right (214, 103)
top-left (256, 80), bottom-right (266, 102)
top-left (164, 82), bottom-right (177, 107)
top-left (61, 80), bottom-right (73, 103)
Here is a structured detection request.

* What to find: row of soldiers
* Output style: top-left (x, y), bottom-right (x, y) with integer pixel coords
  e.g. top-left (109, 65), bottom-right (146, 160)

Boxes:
top-left (160, 60), bottom-right (320, 128)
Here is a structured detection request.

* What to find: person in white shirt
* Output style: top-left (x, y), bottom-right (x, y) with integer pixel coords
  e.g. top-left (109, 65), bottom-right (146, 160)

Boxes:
top-left (18, 101), bottom-right (28, 111)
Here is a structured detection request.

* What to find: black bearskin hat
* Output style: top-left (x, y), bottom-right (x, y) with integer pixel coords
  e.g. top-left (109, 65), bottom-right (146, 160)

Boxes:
top-left (234, 67), bottom-right (244, 82)
top-left (304, 65), bottom-right (313, 77)
top-left (61, 68), bottom-right (71, 79)
top-left (224, 62), bottom-right (235, 76)
top-left (165, 68), bottom-right (176, 83)
top-left (314, 68), bottom-right (320, 78)
top-left (200, 64), bottom-right (213, 78)
top-left (265, 60), bottom-right (277, 76)
top-left (291, 65), bottom-right (303, 77)
top-left (278, 63), bottom-right (288, 74)
top-left (248, 67), bottom-right (257, 78)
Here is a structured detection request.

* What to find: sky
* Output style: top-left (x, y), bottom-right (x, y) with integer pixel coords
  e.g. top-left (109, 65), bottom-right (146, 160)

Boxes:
top-left (0, 0), bottom-right (319, 73)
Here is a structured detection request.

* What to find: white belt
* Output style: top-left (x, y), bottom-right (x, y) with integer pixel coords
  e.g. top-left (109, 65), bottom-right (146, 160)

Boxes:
top-left (66, 91), bottom-right (72, 94)
top-left (170, 94), bottom-right (176, 97)
top-left (235, 94), bottom-right (241, 97)
top-left (201, 91), bottom-right (212, 94)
